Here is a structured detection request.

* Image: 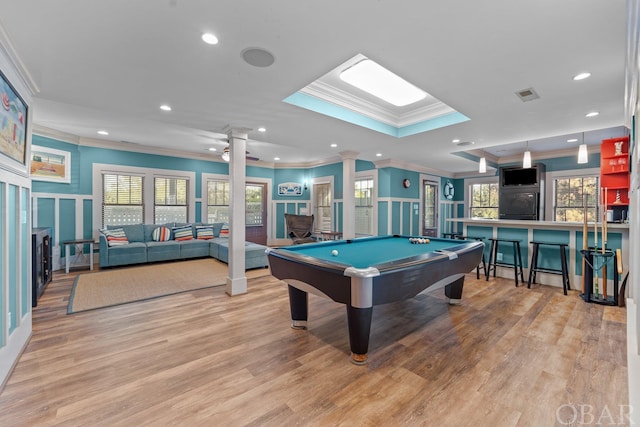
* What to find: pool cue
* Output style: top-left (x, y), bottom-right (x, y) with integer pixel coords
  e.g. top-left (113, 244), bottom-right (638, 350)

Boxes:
top-left (616, 248), bottom-right (626, 307)
top-left (594, 205), bottom-right (599, 298)
top-left (582, 197), bottom-right (588, 294)
top-left (602, 188), bottom-right (608, 299)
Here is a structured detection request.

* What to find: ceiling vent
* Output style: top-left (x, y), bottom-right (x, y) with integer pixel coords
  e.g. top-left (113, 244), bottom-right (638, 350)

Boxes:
top-left (515, 87), bottom-right (540, 102)
top-left (453, 141), bottom-right (474, 147)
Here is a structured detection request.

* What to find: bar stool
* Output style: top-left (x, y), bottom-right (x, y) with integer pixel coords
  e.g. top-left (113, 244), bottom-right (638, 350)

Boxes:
top-left (486, 238), bottom-right (525, 286)
top-left (528, 241), bottom-right (570, 295)
top-left (465, 236), bottom-right (486, 280)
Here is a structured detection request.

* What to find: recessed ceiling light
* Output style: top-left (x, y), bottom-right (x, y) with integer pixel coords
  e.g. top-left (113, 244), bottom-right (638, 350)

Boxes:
top-left (208, 147), bottom-right (217, 152)
top-left (586, 111), bottom-right (599, 117)
top-left (160, 104), bottom-right (172, 111)
top-left (274, 157), bottom-right (280, 161)
top-left (97, 130), bottom-right (109, 136)
top-left (339, 58), bottom-right (426, 107)
top-left (201, 33), bottom-right (218, 45)
top-left (452, 139), bottom-right (460, 143)
top-left (567, 138), bottom-right (578, 143)
top-left (258, 127), bottom-right (266, 132)
top-left (330, 143), bottom-right (338, 148)
top-left (573, 72), bottom-right (591, 81)
top-left (376, 153), bottom-right (382, 157)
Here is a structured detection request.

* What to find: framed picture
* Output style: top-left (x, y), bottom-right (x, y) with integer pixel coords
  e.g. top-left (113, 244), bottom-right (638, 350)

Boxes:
top-left (30, 146), bottom-right (71, 183)
top-left (277, 182), bottom-right (303, 196)
top-left (0, 69), bottom-right (28, 165)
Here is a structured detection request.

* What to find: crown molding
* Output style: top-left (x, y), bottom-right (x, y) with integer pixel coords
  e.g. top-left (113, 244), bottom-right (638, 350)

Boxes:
top-left (303, 80), bottom-right (455, 130)
top-left (0, 21), bottom-right (39, 96)
top-left (373, 158), bottom-right (454, 178)
top-left (32, 124), bottom-right (81, 145)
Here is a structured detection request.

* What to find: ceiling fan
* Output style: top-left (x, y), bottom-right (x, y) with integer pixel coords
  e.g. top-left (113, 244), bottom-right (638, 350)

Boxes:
top-left (221, 145), bottom-right (259, 162)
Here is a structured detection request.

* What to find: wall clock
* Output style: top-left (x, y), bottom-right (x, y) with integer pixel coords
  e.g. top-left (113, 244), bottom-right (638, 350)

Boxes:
top-left (403, 179), bottom-right (411, 188)
top-left (444, 181), bottom-right (454, 200)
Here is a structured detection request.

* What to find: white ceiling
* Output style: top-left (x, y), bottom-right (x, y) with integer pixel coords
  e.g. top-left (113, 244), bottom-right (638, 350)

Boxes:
top-left (0, 0), bottom-right (629, 174)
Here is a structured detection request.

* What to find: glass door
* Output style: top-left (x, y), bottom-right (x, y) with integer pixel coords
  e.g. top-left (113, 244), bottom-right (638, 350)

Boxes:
top-left (423, 180), bottom-right (438, 237)
top-left (245, 182), bottom-right (267, 245)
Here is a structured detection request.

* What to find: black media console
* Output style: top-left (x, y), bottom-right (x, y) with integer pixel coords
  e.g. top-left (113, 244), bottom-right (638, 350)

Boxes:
top-left (32, 227), bottom-right (52, 307)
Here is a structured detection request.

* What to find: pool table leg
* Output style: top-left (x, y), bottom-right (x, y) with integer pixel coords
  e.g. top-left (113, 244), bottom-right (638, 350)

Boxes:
top-left (444, 276), bottom-right (464, 304)
top-left (346, 306), bottom-right (373, 365)
top-left (288, 285), bottom-right (308, 329)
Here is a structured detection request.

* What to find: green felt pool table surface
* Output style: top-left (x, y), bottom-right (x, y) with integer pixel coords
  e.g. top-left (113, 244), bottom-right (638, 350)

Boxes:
top-left (280, 235), bottom-right (463, 269)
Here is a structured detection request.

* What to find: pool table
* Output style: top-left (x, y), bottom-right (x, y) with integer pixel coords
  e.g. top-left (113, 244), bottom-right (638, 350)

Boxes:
top-left (266, 235), bottom-right (484, 364)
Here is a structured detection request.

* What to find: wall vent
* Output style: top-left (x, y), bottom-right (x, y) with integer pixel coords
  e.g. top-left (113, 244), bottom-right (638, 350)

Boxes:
top-left (515, 87), bottom-right (540, 102)
top-left (454, 141), bottom-right (475, 147)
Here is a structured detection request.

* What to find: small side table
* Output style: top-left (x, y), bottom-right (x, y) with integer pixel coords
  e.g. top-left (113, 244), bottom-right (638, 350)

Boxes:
top-left (64, 239), bottom-right (96, 274)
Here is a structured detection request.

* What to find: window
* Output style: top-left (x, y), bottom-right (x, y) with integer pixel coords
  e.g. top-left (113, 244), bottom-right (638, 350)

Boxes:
top-left (355, 177), bottom-right (374, 236)
top-left (102, 173), bottom-right (143, 227)
top-left (554, 176), bottom-right (599, 222)
top-left (207, 180), bottom-right (230, 223)
top-left (155, 177), bottom-right (188, 223)
top-left (206, 180), bottom-right (267, 226)
top-left (470, 182), bottom-right (498, 218)
top-left (313, 182), bottom-right (332, 232)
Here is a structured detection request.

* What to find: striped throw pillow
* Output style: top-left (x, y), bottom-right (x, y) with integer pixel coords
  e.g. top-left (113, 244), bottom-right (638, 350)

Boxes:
top-left (196, 226), bottom-right (214, 240)
top-left (172, 225), bottom-right (194, 241)
top-left (102, 228), bottom-right (129, 247)
top-left (152, 226), bottom-right (171, 242)
top-left (219, 224), bottom-right (230, 237)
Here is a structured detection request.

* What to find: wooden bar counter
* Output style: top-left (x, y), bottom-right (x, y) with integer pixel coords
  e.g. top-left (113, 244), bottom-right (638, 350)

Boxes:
top-left (448, 218), bottom-right (629, 296)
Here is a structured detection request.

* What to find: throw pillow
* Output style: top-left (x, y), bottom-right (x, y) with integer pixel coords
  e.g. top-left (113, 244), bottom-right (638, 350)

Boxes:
top-left (196, 226), bottom-right (214, 240)
top-left (172, 225), bottom-right (194, 241)
top-left (152, 226), bottom-right (171, 242)
top-left (212, 222), bottom-right (224, 237)
top-left (219, 224), bottom-right (230, 237)
top-left (102, 228), bottom-right (129, 246)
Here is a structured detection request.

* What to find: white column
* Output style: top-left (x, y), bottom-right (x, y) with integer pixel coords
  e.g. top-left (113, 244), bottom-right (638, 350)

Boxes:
top-left (225, 127), bottom-right (251, 296)
top-left (341, 151), bottom-right (358, 240)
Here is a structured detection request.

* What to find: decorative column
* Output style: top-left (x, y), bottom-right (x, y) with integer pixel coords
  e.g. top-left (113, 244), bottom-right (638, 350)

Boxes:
top-left (224, 126), bottom-right (251, 296)
top-left (340, 151), bottom-right (358, 240)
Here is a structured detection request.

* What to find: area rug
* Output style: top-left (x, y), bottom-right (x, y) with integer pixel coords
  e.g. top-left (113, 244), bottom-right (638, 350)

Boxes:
top-left (67, 258), bottom-right (271, 314)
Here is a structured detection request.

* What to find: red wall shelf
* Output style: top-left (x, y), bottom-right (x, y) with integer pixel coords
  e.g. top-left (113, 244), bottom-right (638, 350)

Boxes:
top-left (600, 136), bottom-right (630, 221)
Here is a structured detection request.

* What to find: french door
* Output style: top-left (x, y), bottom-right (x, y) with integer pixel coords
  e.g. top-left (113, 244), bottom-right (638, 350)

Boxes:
top-left (245, 182), bottom-right (267, 245)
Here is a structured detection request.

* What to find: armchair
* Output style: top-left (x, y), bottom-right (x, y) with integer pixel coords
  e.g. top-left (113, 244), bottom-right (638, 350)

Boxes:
top-left (284, 213), bottom-right (316, 244)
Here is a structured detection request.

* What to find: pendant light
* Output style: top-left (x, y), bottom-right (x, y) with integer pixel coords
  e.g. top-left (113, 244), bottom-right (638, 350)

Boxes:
top-left (577, 132), bottom-right (588, 164)
top-left (522, 141), bottom-right (532, 168)
top-left (479, 152), bottom-right (487, 173)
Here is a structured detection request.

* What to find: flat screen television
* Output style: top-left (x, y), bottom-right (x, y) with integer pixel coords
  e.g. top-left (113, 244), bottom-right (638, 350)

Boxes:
top-left (501, 167), bottom-right (539, 186)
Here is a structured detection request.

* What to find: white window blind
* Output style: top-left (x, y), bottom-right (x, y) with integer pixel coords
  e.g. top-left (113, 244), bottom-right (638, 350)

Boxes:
top-left (313, 182), bottom-right (332, 231)
top-left (206, 180), bottom-right (230, 223)
top-left (155, 177), bottom-right (188, 223)
top-left (102, 173), bottom-right (144, 227)
top-left (355, 178), bottom-right (374, 236)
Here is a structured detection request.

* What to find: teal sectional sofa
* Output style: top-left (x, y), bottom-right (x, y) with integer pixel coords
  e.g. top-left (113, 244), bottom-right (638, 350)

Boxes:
top-left (98, 223), bottom-right (269, 269)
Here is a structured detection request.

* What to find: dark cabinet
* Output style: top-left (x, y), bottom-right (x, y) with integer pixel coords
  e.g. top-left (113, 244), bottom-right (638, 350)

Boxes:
top-left (498, 163), bottom-right (546, 220)
top-left (32, 227), bottom-right (52, 307)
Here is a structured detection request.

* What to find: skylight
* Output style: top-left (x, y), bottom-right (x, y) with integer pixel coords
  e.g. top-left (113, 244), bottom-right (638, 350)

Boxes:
top-left (339, 59), bottom-right (426, 107)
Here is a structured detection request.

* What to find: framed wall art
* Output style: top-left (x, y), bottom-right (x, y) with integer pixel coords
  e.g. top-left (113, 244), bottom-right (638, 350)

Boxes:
top-left (277, 182), bottom-right (303, 196)
top-left (30, 145), bottom-right (71, 183)
top-left (0, 68), bottom-right (28, 165)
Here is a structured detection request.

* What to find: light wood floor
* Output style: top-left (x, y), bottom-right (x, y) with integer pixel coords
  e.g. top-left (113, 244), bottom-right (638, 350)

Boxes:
top-left (0, 267), bottom-right (628, 426)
